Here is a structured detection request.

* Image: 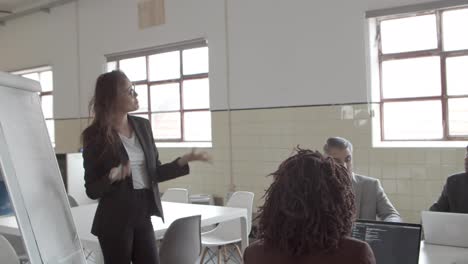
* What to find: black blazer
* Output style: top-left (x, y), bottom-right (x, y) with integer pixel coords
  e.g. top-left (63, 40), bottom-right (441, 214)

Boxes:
top-left (430, 172), bottom-right (468, 214)
top-left (82, 115), bottom-right (189, 236)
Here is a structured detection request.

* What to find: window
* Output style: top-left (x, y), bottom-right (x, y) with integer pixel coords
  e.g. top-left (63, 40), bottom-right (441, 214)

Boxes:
top-left (107, 40), bottom-right (211, 145)
top-left (12, 66), bottom-right (55, 146)
top-left (370, 7), bottom-right (468, 144)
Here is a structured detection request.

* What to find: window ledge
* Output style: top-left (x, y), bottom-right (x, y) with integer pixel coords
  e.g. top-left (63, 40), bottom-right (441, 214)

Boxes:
top-left (156, 142), bottom-right (212, 148)
top-left (373, 140), bottom-right (467, 148)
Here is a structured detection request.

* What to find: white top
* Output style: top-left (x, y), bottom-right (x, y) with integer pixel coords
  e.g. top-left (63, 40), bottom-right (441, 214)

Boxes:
top-left (119, 133), bottom-right (151, 189)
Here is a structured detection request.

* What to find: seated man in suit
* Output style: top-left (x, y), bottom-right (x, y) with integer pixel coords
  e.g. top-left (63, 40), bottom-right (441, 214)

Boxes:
top-left (324, 137), bottom-right (402, 222)
top-left (429, 146), bottom-right (468, 213)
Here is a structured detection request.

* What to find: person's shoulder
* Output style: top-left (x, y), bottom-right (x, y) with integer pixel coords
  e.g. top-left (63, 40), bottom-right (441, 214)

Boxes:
top-left (245, 240), bottom-right (278, 258)
top-left (341, 237), bottom-right (375, 262)
top-left (81, 123), bottom-right (101, 148)
top-left (341, 237), bottom-right (370, 249)
top-left (244, 240), bottom-right (266, 263)
top-left (354, 174), bottom-right (379, 185)
top-left (82, 122), bottom-right (98, 137)
top-left (447, 172), bottom-right (467, 184)
top-left (245, 240), bottom-right (266, 253)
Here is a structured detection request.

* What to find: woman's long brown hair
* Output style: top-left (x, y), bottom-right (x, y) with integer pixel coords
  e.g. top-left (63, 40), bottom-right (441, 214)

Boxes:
top-left (81, 70), bottom-right (128, 161)
top-left (257, 148), bottom-right (356, 256)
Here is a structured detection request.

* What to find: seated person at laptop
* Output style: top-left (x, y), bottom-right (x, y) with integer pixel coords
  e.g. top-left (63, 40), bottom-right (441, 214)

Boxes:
top-left (244, 148), bottom-right (376, 264)
top-left (324, 137), bottom-right (402, 222)
top-left (429, 146), bottom-right (468, 213)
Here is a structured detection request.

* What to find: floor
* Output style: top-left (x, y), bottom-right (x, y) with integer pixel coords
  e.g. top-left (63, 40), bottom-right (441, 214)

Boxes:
top-left (82, 246), bottom-right (243, 264)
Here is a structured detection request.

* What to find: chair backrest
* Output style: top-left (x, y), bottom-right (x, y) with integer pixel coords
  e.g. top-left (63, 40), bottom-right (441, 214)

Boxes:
top-left (161, 188), bottom-right (189, 203)
top-left (0, 234), bottom-right (19, 264)
top-left (210, 191), bottom-right (255, 239)
top-left (159, 215), bottom-right (201, 264)
top-left (67, 194), bottom-right (79, 208)
top-left (226, 191), bottom-right (255, 233)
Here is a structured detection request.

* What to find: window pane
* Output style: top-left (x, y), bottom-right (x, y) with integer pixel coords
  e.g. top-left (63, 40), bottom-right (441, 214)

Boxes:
top-left (132, 84), bottom-right (149, 113)
top-left (150, 83), bottom-right (180, 111)
top-left (151, 112), bottom-right (181, 140)
top-left (46, 119), bottom-right (55, 145)
top-left (442, 8), bottom-right (468, 51)
top-left (380, 15), bottom-right (437, 54)
top-left (39, 71), bottom-right (53, 92)
top-left (119, 56), bottom-right (147, 82)
top-left (184, 111), bottom-right (212, 141)
top-left (448, 98), bottom-right (468, 136)
top-left (107, 61), bottom-right (117, 72)
top-left (183, 79), bottom-right (210, 110)
top-left (446, 56), bottom-right (468, 96)
top-left (183, 47), bottom-right (209, 75)
top-left (382, 57), bottom-right (441, 99)
top-left (22, 73), bottom-right (39, 81)
top-left (149, 51), bottom-right (180, 81)
top-left (41, 95), bottom-right (53, 119)
top-left (383, 100), bottom-right (443, 140)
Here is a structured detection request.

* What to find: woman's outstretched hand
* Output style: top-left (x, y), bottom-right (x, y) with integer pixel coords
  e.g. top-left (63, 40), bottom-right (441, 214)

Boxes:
top-left (178, 148), bottom-right (212, 166)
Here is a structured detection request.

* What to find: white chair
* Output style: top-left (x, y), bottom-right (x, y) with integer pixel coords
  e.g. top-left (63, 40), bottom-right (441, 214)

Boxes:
top-left (159, 215), bottom-right (201, 264)
top-left (161, 188), bottom-right (189, 203)
top-left (199, 191), bottom-right (254, 264)
top-left (2, 234), bottom-right (29, 264)
top-left (0, 234), bottom-right (20, 264)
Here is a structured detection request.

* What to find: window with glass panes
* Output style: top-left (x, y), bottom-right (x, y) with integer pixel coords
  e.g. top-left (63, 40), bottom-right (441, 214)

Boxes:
top-left (107, 41), bottom-right (211, 142)
top-left (375, 7), bottom-right (468, 141)
top-left (12, 67), bottom-right (55, 145)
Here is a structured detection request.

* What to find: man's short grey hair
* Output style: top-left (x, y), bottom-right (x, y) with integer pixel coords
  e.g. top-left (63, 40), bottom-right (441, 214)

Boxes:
top-left (323, 137), bottom-right (353, 154)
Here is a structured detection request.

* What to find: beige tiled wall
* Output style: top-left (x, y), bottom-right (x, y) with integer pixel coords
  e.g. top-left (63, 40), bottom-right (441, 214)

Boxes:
top-left (55, 104), bottom-right (465, 223)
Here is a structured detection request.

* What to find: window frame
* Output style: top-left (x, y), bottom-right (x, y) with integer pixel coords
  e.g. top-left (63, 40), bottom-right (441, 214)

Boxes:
top-left (106, 39), bottom-right (211, 143)
top-left (375, 7), bottom-right (468, 142)
top-left (11, 66), bottom-right (55, 145)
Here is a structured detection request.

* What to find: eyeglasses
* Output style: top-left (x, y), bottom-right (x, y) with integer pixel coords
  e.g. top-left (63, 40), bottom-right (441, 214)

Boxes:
top-left (127, 84), bottom-right (137, 97)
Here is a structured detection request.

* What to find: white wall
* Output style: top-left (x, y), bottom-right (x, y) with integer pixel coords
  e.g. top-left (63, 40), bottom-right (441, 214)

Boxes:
top-left (75, 0), bottom-right (227, 114)
top-left (0, 0), bottom-right (440, 114)
top-left (226, 0), bottom-right (437, 109)
top-left (0, 3), bottom-right (79, 119)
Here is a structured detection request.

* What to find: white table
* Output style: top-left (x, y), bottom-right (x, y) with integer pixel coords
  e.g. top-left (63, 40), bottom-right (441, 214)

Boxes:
top-left (0, 202), bottom-right (248, 263)
top-left (419, 241), bottom-right (468, 264)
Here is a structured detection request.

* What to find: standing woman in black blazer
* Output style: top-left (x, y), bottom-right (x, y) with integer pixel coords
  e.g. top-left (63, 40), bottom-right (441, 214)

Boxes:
top-left (81, 70), bottom-right (210, 264)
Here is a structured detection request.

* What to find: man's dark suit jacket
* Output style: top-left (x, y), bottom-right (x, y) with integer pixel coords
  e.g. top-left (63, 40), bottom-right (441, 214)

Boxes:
top-left (430, 172), bottom-right (468, 213)
top-left (82, 115), bottom-right (189, 236)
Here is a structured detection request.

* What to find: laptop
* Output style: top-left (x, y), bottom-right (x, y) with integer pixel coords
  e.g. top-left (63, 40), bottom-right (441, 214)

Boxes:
top-left (422, 211), bottom-right (468, 248)
top-left (351, 220), bottom-right (422, 264)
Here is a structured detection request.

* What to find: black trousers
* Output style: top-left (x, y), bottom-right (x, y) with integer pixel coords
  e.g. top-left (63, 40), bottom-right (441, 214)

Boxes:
top-left (98, 189), bottom-right (159, 264)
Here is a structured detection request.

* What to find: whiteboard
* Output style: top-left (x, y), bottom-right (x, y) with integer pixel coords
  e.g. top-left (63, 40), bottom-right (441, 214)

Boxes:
top-left (0, 71), bottom-right (86, 264)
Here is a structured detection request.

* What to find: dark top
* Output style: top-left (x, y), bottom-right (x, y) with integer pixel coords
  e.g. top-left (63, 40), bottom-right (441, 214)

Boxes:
top-left (244, 238), bottom-right (376, 264)
top-left (430, 172), bottom-right (468, 213)
top-left (82, 115), bottom-right (189, 236)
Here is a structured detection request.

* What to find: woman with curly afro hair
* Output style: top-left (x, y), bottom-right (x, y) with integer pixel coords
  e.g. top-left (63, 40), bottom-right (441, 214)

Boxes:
top-left (244, 148), bottom-right (375, 264)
